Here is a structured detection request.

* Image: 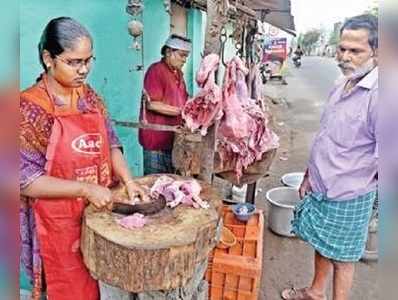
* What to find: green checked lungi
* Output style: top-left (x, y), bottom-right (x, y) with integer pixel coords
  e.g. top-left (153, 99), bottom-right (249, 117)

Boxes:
top-left (292, 191), bottom-right (376, 262)
top-left (143, 150), bottom-right (175, 175)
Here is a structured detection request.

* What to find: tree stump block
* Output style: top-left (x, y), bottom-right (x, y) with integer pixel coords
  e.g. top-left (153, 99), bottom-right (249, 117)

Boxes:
top-left (81, 175), bottom-right (223, 293)
top-left (99, 259), bottom-right (208, 300)
top-left (172, 130), bottom-right (203, 176)
top-left (215, 148), bottom-right (277, 186)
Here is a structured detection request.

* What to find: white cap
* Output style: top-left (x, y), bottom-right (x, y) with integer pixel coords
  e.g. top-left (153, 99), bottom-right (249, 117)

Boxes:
top-left (164, 34), bottom-right (192, 52)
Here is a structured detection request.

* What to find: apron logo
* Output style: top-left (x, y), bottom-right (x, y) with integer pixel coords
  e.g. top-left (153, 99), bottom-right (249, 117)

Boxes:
top-left (72, 134), bottom-right (103, 155)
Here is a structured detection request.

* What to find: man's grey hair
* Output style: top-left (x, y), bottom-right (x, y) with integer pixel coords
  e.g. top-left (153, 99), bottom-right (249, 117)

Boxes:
top-left (340, 14), bottom-right (378, 50)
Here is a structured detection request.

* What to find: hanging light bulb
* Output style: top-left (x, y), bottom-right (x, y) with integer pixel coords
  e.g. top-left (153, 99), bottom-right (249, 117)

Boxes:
top-left (127, 20), bottom-right (144, 51)
top-left (128, 20), bottom-right (143, 37)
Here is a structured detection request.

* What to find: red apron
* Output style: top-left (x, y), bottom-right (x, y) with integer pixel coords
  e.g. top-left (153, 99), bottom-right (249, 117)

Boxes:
top-left (33, 82), bottom-right (112, 300)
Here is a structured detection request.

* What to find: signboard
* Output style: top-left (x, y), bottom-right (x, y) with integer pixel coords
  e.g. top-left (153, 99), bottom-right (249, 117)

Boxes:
top-left (262, 37), bottom-right (287, 76)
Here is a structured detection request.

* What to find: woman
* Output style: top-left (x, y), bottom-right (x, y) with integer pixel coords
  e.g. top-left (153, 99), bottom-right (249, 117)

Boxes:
top-left (20, 17), bottom-right (146, 300)
top-left (138, 34), bottom-right (191, 175)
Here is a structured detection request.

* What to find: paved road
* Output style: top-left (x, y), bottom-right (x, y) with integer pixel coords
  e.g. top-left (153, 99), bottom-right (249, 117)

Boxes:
top-left (288, 56), bottom-right (341, 102)
top-left (256, 56), bottom-right (378, 300)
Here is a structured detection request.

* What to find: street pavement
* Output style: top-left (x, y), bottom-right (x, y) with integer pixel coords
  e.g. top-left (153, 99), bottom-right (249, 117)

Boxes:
top-left (256, 56), bottom-right (378, 300)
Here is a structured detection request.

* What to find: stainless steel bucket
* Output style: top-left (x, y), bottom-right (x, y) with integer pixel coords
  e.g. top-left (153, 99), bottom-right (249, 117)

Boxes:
top-left (266, 187), bottom-right (300, 237)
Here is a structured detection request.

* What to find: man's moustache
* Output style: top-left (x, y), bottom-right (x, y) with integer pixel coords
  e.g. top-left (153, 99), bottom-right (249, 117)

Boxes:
top-left (338, 62), bottom-right (352, 69)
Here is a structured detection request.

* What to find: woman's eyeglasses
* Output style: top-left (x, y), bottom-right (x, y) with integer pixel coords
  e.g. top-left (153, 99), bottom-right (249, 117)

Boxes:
top-left (56, 55), bottom-right (96, 69)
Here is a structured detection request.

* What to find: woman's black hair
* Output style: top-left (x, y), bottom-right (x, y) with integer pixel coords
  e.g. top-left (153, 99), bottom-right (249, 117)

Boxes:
top-left (38, 17), bottom-right (92, 72)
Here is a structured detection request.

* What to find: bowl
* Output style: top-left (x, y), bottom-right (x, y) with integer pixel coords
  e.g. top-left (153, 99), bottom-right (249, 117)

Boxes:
top-left (216, 226), bottom-right (237, 249)
top-left (231, 203), bottom-right (256, 222)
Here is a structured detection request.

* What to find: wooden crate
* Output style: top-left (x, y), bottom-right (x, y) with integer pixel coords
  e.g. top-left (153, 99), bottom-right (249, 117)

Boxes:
top-left (206, 206), bottom-right (264, 300)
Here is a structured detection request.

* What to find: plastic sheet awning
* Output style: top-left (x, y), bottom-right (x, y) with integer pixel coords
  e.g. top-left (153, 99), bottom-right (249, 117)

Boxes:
top-left (189, 0), bottom-right (296, 36)
top-left (245, 0), bottom-right (296, 35)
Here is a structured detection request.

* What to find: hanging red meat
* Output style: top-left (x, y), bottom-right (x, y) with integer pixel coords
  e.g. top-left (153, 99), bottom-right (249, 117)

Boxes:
top-left (182, 54), bottom-right (223, 136)
top-left (217, 56), bottom-right (279, 180)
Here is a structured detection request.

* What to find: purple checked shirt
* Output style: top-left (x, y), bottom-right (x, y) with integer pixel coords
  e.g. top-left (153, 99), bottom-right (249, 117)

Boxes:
top-left (308, 67), bottom-right (378, 200)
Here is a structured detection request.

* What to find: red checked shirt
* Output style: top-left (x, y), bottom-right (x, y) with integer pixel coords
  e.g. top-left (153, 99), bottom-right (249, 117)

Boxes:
top-left (139, 59), bottom-right (188, 150)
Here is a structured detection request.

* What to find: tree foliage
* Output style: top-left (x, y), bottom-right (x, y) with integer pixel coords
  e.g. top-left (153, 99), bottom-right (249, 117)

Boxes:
top-left (365, 0), bottom-right (378, 16)
top-left (301, 29), bottom-right (321, 49)
top-left (328, 29), bottom-right (339, 46)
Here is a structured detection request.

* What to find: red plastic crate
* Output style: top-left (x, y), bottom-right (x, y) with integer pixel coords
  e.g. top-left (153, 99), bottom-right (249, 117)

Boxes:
top-left (206, 205), bottom-right (264, 300)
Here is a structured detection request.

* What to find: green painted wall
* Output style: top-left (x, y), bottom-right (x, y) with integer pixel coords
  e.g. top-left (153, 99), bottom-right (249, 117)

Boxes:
top-left (186, 9), bottom-right (205, 96)
top-left (20, 0), bottom-right (146, 175)
top-left (20, 1), bottom-right (207, 176)
top-left (19, 1), bottom-right (240, 177)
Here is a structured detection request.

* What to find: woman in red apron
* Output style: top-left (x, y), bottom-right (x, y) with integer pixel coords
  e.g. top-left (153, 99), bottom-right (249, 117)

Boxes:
top-left (20, 17), bottom-right (146, 300)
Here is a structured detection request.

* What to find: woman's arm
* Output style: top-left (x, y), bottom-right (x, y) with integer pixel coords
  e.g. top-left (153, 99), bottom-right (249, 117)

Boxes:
top-left (21, 175), bottom-right (112, 208)
top-left (146, 100), bottom-right (181, 117)
top-left (111, 148), bottom-right (149, 202)
top-left (111, 147), bottom-right (133, 184)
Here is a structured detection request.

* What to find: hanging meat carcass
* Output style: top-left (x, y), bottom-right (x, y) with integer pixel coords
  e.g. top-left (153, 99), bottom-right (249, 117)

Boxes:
top-left (217, 56), bottom-right (279, 180)
top-left (182, 54), bottom-right (223, 136)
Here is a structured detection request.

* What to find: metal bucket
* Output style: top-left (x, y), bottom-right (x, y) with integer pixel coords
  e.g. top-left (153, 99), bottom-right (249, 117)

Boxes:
top-left (281, 172), bottom-right (304, 189)
top-left (362, 218), bottom-right (378, 261)
top-left (266, 187), bottom-right (300, 237)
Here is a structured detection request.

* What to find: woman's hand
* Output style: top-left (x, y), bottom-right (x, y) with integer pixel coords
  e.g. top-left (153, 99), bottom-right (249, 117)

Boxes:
top-left (125, 180), bottom-right (150, 203)
top-left (298, 176), bottom-right (312, 200)
top-left (111, 148), bottom-right (150, 203)
top-left (82, 183), bottom-right (112, 208)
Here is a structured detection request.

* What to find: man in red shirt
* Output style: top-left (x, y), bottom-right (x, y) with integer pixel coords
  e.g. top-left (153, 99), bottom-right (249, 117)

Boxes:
top-left (139, 34), bottom-right (191, 175)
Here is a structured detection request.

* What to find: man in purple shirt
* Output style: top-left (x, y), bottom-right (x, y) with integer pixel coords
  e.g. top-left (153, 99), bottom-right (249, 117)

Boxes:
top-left (282, 14), bottom-right (378, 300)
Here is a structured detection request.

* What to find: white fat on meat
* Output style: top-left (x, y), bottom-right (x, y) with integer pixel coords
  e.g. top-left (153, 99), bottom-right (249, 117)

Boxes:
top-left (150, 176), bottom-right (209, 209)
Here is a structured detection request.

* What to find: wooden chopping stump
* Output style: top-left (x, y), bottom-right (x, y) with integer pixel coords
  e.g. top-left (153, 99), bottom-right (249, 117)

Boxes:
top-left (214, 148), bottom-right (278, 186)
top-left (172, 130), bottom-right (203, 176)
top-left (81, 175), bottom-right (223, 293)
